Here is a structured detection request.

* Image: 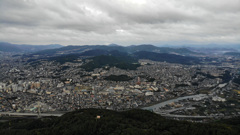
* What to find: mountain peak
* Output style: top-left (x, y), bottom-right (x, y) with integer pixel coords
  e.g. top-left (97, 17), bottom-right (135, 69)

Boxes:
top-left (108, 43), bottom-right (120, 46)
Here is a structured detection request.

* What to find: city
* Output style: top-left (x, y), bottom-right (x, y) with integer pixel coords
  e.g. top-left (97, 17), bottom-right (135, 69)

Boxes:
top-left (1, 49), bottom-right (240, 122)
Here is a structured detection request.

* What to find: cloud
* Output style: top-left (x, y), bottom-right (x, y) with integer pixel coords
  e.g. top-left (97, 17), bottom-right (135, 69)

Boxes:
top-left (0, 0), bottom-right (239, 45)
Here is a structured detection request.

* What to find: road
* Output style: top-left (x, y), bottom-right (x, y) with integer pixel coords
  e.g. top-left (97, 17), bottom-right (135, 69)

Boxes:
top-left (142, 94), bottom-right (208, 111)
top-left (0, 112), bottom-right (64, 117)
top-left (141, 94), bottom-right (214, 119)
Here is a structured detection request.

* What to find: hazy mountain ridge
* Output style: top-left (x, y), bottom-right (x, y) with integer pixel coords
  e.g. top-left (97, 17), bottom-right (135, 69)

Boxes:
top-left (30, 44), bottom-right (198, 57)
top-left (0, 42), bottom-right (62, 52)
top-left (186, 47), bottom-right (239, 55)
top-left (5, 41), bottom-right (236, 56)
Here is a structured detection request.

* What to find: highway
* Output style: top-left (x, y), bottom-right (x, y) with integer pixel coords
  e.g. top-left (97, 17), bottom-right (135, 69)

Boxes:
top-left (141, 94), bottom-right (214, 119)
top-left (158, 113), bottom-right (212, 118)
top-left (0, 112), bottom-right (64, 117)
top-left (142, 94), bottom-right (208, 110)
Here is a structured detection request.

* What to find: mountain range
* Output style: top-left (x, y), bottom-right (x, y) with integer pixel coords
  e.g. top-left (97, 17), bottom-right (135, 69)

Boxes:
top-left (0, 42), bottom-right (62, 53)
top-left (30, 44), bottom-right (198, 57)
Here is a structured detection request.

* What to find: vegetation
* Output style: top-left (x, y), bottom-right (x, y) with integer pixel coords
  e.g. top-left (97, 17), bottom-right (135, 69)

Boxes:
top-left (27, 50), bottom-right (129, 65)
top-left (47, 54), bottom-right (81, 64)
top-left (29, 44), bottom-right (196, 56)
top-left (0, 109), bottom-right (239, 135)
top-left (194, 72), bottom-right (217, 79)
top-left (233, 75), bottom-right (240, 85)
top-left (224, 52), bottom-right (240, 57)
top-left (128, 45), bottom-right (195, 54)
top-left (133, 51), bottom-right (200, 65)
top-left (31, 45), bottom-right (126, 56)
top-left (175, 84), bottom-right (189, 88)
top-left (79, 49), bottom-right (128, 57)
top-left (220, 70), bottom-right (232, 83)
top-left (81, 55), bottom-right (140, 71)
top-left (192, 71), bottom-right (232, 83)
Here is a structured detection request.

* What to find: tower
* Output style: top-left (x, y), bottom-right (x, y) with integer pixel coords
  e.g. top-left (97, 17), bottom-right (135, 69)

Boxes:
top-left (137, 77), bottom-right (141, 85)
top-left (37, 101), bottom-right (41, 118)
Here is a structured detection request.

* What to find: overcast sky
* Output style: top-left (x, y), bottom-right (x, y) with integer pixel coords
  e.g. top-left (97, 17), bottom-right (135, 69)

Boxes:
top-left (0, 0), bottom-right (239, 46)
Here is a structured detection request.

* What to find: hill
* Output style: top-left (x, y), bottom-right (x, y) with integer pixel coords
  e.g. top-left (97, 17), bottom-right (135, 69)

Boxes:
top-left (26, 50), bottom-right (198, 70)
top-left (32, 45), bottom-right (127, 56)
top-left (81, 55), bottom-right (140, 71)
top-left (133, 51), bottom-right (200, 65)
top-left (0, 42), bottom-right (62, 53)
top-left (128, 45), bottom-right (195, 54)
top-left (26, 50), bottom-right (130, 65)
top-left (30, 44), bottom-right (197, 56)
top-left (0, 42), bottom-right (22, 52)
top-left (0, 109), bottom-right (239, 135)
top-left (79, 49), bottom-right (128, 57)
top-left (224, 52), bottom-right (240, 57)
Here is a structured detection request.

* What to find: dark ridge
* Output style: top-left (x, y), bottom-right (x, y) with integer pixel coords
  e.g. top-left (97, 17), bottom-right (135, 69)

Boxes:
top-left (133, 51), bottom-right (200, 65)
top-left (29, 44), bottom-right (196, 56)
top-left (0, 109), bottom-right (239, 135)
top-left (81, 55), bottom-right (140, 71)
top-left (224, 52), bottom-right (240, 57)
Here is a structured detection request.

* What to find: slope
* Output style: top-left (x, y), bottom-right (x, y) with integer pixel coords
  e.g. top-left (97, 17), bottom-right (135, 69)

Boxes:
top-left (0, 109), bottom-right (239, 135)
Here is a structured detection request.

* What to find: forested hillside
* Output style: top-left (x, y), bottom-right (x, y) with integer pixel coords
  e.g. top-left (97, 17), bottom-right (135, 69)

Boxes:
top-left (0, 109), bottom-right (239, 135)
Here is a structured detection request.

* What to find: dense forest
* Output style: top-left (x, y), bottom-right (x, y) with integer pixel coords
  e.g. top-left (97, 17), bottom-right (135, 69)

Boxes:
top-left (133, 51), bottom-right (200, 65)
top-left (224, 52), bottom-right (240, 57)
top-left (0, 109), bottom-right (239, 135)
top-left (233, 75), bottom-right (240, 85)
top-left (24, 49), bottom-right (201, 70)
top-left (81, 55), bottom-right (140, 71)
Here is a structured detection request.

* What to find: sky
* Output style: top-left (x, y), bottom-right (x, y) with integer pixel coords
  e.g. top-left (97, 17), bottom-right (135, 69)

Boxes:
top-left (0, 0), bottom-right (240, 46)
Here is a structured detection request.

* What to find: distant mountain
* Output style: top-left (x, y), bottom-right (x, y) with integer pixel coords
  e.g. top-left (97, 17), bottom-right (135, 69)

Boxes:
top-left (108, 43), bottom-right (121, 46)
top-left (133, 51), bottom-right (200, 65)
top-left (79, 49), bottom-right (128, 57)
top-left (127, 44), bottom-right (197, 54)
top-left (0, 42), bottom-right (62, 53)
top-left (43, 50), bottom-right (128, 64)
top-left (187, 47), bottom-right (238, 55)
top-left (26, 50), bottom-right (130, 66)
top-left (127, 44), bottom-right (159, 52)
top-left (163, 44), bottom-right (240, 50)
top-left (18, 44), bottom-right (62, 52)
top-left (26, 49), bottom-right (199, 70)
top-left (0, 42), bottom-right (22, 52)
top-left (0, 109), bottom-right (239, 135)
top-left (31, 44), bottom-right (197, 56)
top-left (32, 45), bottom-right (127, 56)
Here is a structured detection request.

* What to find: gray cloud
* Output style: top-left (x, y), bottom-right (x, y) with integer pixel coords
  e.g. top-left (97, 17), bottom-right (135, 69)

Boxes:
top-left (0, 0), bottom-right (239, 45)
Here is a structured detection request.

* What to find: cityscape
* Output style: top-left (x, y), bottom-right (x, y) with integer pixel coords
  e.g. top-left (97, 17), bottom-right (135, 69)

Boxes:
top-left (0, 0), bottom-right (240, 134)
top-left (0, 45), bottom-right (240, 122)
